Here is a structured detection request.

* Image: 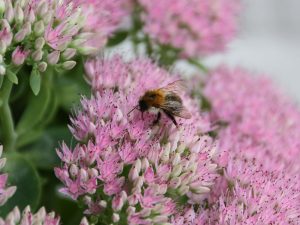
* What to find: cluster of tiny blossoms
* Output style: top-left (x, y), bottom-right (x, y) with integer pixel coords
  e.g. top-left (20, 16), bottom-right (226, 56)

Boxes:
top-left (0, 206), bottom-right (61, 225)
top-left (0, 145), bottom-right (16, 206)
top-left (55, 57), bottom-right (219, 224)
top-left (138, 0), bottom-right (240, 58)
top-left (204, 67), bottom-right (300, 173)
top-left (0, 146), bottom-right (90, 225)
top-left (0, 0), bottom-right (128, 76)
top-left (200, 157), bottom-right (300, 224)
top-left (195, 67), bottom-right (300, 224)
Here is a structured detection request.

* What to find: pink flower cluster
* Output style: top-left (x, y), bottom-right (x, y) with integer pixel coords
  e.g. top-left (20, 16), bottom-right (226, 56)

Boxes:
top-left (0, 145), bottom-right (16, 206)
top-left (204, 67), bottom-right (300, 173)
top-left (201, 158), bottom-right (300, 224)
top-left (138, 0), bottom-right (240, 58)
top-left (55, 57), bottom-right (219, 224)
top-left (0, 206), bottom-right (60, 225)
top-left (198, 67), bottom-right (300, 224)
top-left (0, 0), bottom-right (128, 75)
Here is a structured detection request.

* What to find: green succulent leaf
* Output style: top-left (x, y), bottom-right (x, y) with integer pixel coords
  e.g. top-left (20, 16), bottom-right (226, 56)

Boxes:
top-left (6, 69), bottom-right (18, 84)
top-left (0, 153), bottom-right (42, 216)
top-left (30, 69), bottom-right (41, 95)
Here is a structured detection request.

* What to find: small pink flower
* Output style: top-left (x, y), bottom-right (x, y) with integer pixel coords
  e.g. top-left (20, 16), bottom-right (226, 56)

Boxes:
top-left (138, 0), bottom-right (240, 57)
top-left (12, 46), bottom-right (29, 65)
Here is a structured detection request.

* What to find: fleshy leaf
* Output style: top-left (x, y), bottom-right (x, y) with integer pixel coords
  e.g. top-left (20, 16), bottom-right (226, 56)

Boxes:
top-left (30, 69), bottom-right (41, 95)
top-left (0, 153), bottom-right (42, 216)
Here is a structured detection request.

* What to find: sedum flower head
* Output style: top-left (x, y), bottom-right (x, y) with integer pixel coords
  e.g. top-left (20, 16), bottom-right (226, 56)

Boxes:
top-left (204, 67), bottom-right (300, 174)
top-left (201, 157), bottom-right (300, 224)
top-left (0, 145), bottom-right (16, 206)
top-left (0, 206), bottom-right (60, 225)
top-left (138, 0), bottom-right (240, 58)
top-left (55, 57), bottom-right (219, 224)
top-left (0, 0), bottom-right (128, 77)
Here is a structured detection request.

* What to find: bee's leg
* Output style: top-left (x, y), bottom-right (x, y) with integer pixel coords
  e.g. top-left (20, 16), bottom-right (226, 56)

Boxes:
top-left (163, 110), bottom-right (178, 127)
top-left (152, 111), bottom-right (161, 125)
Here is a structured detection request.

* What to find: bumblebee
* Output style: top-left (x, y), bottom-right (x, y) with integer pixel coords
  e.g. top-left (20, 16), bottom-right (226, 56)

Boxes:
top-left (129, 80), bottom-right (191, 127)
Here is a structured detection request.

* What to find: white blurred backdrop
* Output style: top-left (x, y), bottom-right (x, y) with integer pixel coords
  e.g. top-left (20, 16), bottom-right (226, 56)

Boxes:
top-left (205, 0), bottom-right (300, 102)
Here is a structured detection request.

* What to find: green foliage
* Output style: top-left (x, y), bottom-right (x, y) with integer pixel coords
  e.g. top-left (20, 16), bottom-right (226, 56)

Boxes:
top-left (23, 126), bottom-right (72, 169)
top-left (107, 30), bottom-right (129, 47)
top-left (0, 153), bottom-right (42, 216)
top-left (6, 69), bottom-right (18, 84)
top-left (29, 69), bottom-right (41, 95)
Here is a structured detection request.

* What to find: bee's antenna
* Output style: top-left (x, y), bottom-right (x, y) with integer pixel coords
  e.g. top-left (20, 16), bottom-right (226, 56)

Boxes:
top-left (127, 105), bottom-right (139, 117)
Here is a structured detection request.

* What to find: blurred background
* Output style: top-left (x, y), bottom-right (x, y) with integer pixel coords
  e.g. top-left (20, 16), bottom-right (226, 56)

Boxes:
top-left (113, 0), bottom-right (300, 102)
top-left (205, 0), bottom-right (300, 102)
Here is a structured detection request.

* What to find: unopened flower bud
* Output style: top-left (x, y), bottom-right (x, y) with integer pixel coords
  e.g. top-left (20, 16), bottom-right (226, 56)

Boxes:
top-left (134, 176), bottom-right (144, 189)
top-left (128, 194), bottom-right (138, 205)
top-left (0, 0), bottom-right (5, 14)
top-left (69, 164), bottom-right (79, 178)
top-left (38, 62), bottom-right (47, 72)
top-left (88, 168), bottom-right (98, 177)
top-left (34, 20), bottom-right (45, 35)
top-left (12, 47), bottom-right (28, 65)
top-left (141, 158), bottom-right (149, 170)
top-left (79, 168), bottom-right (88, 182)
top-left (14, 29), bottom-right (27, 42)
top-left (139, 208), bottom-right (151, 217)
top-left (14, 5), bottom-right (24, 24)
top-left (178, 185), bottom-right (189, 195)
top-left (23, 22), bottom-right (31, 35)
top-left (112, 213), bottom-right (120, 223)
top-left (36, 207), bottom-right (46, 221)
top-left (35, 37), bottom-right (45, 49)
top-left (127, 206), bottom-right (136, 215)
top-left (190, 184), bottom-right (210, 194)
top-left (62, 61), bottom-right (76, 70)
top-left (62, 48), bottom-right (77, 60)
top-left (169, 177), bottom-right (181, 189)
top-left (0, 158), bottom-right (6, 169)
top-left (83, 196), bottom-right (92, 205)
top-left (177, 143), bottom-right (185, 154)
top-left (43, 11), bottom-right (52, 24)
top-left (172, 153), bottom-right (181, 165)
top-left (37, 1), bottom-right (48, 17)
top-left (0, 65), bottom-right (5, 75)
top-left (152, 215), bottom-right (168, 223)
top-left (4, 1), bottom-right (14, 23)
top-left (80, 217), bottom-right (89, 225)
top-left (171, 164), bottom-right (182, 177)
top-left (161, 144), bottom-right (170, 162)
top-left (47, 51), bottom-right (60, 65)
top-left (99, 200), bottom-right (107, 208)
top-left (129, 167), bottom-right (139, 181)
top-left (32, 49), bottom-right (43, 61)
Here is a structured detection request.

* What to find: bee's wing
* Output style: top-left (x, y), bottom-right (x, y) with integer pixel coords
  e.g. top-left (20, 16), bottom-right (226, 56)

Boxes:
top-left (172, 106), bottom-right (192, 119)
top-left (160, 92), bottom-right (192, 119)
top-left (158, 79), bottom-right (186, 95)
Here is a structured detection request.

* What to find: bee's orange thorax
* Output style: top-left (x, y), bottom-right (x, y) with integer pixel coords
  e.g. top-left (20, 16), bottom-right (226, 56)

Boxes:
top-left (142, 90), bottom-right (165, 108)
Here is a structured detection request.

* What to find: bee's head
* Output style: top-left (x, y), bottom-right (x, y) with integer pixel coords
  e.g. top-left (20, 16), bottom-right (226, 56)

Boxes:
top-left (138, 99), bottom-right (149, 112)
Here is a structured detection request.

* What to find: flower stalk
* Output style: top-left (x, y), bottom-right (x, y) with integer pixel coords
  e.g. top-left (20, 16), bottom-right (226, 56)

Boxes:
top-left (0, 77), bottom-right (16, 151)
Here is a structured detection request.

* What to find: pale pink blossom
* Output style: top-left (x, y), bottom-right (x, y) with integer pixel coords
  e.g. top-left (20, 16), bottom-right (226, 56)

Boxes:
top-left (0, 206), bottom-right (60, 225)
top-left (138, 0), bottom-right (240, 58)
top-left (0, 0), bottom-right (128, 78)
top-left (0, 145), bottom-right (16, 206)
top-left (55, 57), bottom-right (219, 223)
top-left (204, 67), bottom-right (300, 174)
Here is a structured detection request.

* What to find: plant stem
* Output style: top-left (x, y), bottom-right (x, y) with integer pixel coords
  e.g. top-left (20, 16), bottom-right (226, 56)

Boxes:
top-left (187, 58), bottom-right (209, 74)
top-left (0, 77), bottom-right (17, 151)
